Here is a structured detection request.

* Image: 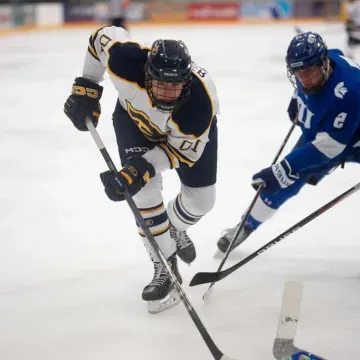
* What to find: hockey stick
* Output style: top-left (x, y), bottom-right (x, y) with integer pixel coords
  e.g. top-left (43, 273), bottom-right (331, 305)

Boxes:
top-left (273, 281), bottom-right (326, 360)
top-left (84, 118), bottom-right (236, 360)
top-left (190, 180), bottom-right (360, 287)
top-left (202, 120), bottom-right (298, 301)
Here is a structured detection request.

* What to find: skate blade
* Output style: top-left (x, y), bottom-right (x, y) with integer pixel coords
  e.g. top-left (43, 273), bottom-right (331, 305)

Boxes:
top-left (146, 289), bottom-right (181, 314)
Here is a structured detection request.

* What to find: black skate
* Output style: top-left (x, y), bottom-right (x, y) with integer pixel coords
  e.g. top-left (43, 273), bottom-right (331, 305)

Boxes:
top-left (170, 225), bottom-right (196, 264)
top-left (142, 254), bottom-right (182, 314)
top-left (217, 224), bottom-right (253, 254)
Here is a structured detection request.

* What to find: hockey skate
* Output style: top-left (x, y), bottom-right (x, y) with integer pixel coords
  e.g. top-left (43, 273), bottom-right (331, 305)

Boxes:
top-left (142, 254), bottom-right (182, 314)
top-left (216, 224), bottom-right (253, 255)
top-left (170, 225), bottom-right (196, 264)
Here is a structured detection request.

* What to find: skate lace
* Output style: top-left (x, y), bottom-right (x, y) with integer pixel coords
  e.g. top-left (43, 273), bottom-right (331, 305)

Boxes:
top-left (150, 262), bottom-right (169, 286)
top-left (171, 227), bottom-right (191, 250)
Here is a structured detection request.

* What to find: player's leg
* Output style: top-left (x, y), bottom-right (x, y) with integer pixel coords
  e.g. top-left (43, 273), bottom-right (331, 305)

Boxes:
top-left (217, 179), bottom-right (308, 252)
top-left (112, 101), bottom-right (180, 311)
top-left (167, 118), bottom-right (218, 264)
top-left (217, 135), bottom-right (329, 253)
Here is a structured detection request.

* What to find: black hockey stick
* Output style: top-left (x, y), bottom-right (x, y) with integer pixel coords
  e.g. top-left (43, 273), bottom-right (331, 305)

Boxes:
top-left (203, 119), bottom-right (298, 301)
top-left (273, 281), bottom-right (326, 360)
top-left (85, 118), bottom-right (236, 360)
top-left (190, 180), bottom-right (360, 287)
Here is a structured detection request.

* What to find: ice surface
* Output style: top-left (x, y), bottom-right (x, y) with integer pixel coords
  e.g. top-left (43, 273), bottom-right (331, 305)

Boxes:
top-left (0, 22), bottom-right (359, 360)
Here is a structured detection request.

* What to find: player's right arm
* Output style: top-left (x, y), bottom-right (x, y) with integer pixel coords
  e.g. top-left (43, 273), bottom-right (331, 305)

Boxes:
top-left (83, 26), bottom-right (130, 82)
top-left (64, 26), bottom-right (145, 131)
top-left (83, 25), bottom-right (149, 83)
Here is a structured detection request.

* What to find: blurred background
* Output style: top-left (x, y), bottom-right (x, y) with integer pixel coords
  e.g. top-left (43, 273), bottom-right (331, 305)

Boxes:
top-left (0, 0), bottom-right (348, 31)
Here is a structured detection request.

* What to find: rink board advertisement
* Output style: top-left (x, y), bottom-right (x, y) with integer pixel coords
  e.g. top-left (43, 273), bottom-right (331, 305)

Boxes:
top-left (0, 5), bottom-right (11, 28)
top-left (187, 3), bottom-right (240, 21)
top-left (147, 2), bottom-right (187, 22)
top-left (241, 1), bottom-right (293, 19)
top-left (94, 1), bottom-right (145, 23)
top-left (63, 0), bottom-right (95, 22)
top-left (0, 4), bottom-right (35, 27)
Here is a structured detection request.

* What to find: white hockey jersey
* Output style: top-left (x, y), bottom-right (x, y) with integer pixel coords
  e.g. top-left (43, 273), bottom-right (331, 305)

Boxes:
top-left (82, 26), bottom-right (219, 174)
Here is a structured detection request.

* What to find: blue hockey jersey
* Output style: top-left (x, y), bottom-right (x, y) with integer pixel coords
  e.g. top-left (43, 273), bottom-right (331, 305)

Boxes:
top-left (286, 49), bottom-right (360, 177)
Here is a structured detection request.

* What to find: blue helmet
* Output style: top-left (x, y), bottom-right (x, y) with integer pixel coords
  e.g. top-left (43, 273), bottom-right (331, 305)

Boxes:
top-left (286, 32), bottom-right (327, 72)
top-left (286, 32), bottom-right (329, 93)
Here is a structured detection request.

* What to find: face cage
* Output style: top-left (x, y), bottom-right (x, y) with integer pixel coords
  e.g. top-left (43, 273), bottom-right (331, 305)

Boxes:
top-left (145, 74), bottom-right (192, 113)
top-left (287, 59), bottom-right (330, 95)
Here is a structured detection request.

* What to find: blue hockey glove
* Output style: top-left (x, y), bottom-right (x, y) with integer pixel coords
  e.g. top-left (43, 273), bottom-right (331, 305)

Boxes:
top-left (100, 157), bottom-right (155, 202)
top-left (251, 160), bottom-right (299, 195)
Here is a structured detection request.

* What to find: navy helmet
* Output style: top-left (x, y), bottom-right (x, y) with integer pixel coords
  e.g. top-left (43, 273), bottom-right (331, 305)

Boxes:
top-left (146, 39), bottom-right (192, 113)
top-left (286, 32), bottom-right (329, 93)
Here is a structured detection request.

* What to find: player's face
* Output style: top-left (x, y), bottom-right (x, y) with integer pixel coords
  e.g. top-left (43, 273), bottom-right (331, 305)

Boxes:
top-left (295, 65), bottom-right (324, 90)
top-left (151, 80), bottom-right (185, 102)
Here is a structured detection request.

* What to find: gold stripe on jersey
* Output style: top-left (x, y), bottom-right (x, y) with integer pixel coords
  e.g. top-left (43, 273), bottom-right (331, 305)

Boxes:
top-left (88, 45), bottom-right (100, 61)
top-left (159, 143), bottom-right (178, 169)
top-left (90, 26), bottom-right (107, 44)
top-left (88, 26), bottom-right (107, 61)
top-left (164, 141), bottom-right (195, 167)
top-left (126, 100), bottom-right (169, 141)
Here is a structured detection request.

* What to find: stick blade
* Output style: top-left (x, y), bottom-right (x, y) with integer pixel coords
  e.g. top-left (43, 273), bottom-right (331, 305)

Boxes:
top-left (273, 281), bottom-right (303, 360)
top-left (189, 271), bottom-right (219, 286)
top-left (220, 356), bottom-right (237, 360)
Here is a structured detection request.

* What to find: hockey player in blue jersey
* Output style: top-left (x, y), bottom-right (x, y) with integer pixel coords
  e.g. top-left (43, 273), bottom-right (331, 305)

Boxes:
top-left (217, 31), bottom-right (360, 253)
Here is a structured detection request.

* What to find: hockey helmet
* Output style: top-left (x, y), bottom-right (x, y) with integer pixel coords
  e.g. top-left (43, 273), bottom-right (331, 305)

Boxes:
top-left (286, 32), bottom-right (329, 94)
top-left (146, 39), bottom-right (192, 113)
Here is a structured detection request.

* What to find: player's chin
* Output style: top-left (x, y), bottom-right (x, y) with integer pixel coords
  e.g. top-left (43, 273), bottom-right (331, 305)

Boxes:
top-left (157, 97), bottom-right (177, 103)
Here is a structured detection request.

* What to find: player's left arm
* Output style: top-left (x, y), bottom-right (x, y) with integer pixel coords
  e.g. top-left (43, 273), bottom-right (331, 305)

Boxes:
top-left (285, 89), bottom-right (360, 176)
top-left (163, 68), bottom-right (218, 169)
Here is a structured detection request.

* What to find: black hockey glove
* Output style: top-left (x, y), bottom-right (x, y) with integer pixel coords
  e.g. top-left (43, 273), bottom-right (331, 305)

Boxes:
top-left (64, 77), bottom-right (103, 131)
top-left (287, 94), bottom-right (298, 123)
top-left (100, 157), bottom-right (155, 202)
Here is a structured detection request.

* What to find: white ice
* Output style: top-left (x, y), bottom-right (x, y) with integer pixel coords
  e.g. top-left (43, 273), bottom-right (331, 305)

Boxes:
top-left (0, 22), bottom-right (359, 360)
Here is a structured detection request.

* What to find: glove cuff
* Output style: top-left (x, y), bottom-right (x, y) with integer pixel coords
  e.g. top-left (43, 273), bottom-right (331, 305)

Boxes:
top-left (272, 159), bottom-right (299, 189)
top-left (74, 77), bottom-right (103, 98)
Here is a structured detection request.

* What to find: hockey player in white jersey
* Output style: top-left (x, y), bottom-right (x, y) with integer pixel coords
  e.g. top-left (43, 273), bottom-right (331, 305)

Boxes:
top-left (64, 26), bottom-right (219, 312)
top-left (345, 0), bottom-right (360, 60)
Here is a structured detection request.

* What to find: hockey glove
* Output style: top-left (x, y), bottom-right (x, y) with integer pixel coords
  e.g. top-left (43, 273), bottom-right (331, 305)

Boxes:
top-left (251, 159), bottom-right (299, 195)
top-left (100, 157), bottom-right (155, 202)
top-left (64, 77), bottom-right (103, 131)
top-left (287, 95), bottom-right (298, 123)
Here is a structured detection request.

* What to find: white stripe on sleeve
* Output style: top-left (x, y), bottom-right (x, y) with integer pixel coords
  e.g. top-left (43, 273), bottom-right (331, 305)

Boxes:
top-left (312, 132), bottom-right (346, 159)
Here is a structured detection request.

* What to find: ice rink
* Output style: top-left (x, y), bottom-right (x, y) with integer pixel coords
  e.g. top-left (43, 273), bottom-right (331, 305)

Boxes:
top-left (1, 22), bottom-right (359, 359)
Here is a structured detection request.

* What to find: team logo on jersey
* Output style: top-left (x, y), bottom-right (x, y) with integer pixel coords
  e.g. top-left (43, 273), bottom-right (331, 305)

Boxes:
top-left (334, 82), bottom-right (348, 99)
top-left (126, 100), bottom-right (168, 141)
